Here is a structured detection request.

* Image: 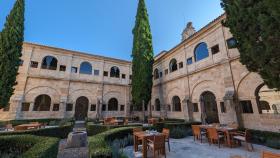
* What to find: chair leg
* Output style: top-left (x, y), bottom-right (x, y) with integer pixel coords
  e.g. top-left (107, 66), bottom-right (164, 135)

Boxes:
top-left (168, 141), bottom-right (170, 152)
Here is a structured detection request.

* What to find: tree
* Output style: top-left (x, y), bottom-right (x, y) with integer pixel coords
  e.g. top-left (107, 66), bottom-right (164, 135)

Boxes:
top-left (0, 0), bottom-right (25, 108)
top-left (131, 0), bottom-right (154, 110)
top-left (221, 0), bottom-right (280, 89)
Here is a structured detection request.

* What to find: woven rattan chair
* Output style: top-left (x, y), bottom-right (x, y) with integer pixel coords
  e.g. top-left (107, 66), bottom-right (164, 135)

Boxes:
top-left (233, 130), bottom-right (254, 151)
top-left (162, 128), bottom-right (170, 152)
top-left (192, 125), bottom-right (206, 143)
top-left (207, 127), bottom-right (225, 148)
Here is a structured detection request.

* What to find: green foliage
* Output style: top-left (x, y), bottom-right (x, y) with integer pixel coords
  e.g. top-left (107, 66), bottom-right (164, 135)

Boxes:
top-left (0, 135), bottom-right (59, 158)
top-left (0, 124), bottom-right (73, 139)
top-left (170, 127), bottom-right (188, 139)
top-left (221, 0), bottom-right (280, 89)
top-left (0, 0), bottom-right (25, 107)
top-left (0, 118), bottom-right (65, 126)
top-left (86, 123), bottom-right (142, 136)
top-left (248, 129), bottom-right (280, 149)
top-left (131, 0), bottom-right (154, 108)
top-left (88, 127), bottom-right (135, 158)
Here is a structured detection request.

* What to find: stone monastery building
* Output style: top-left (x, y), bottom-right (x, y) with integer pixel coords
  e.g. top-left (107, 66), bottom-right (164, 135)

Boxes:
top-left (0, 14), bottom-right (279, 132)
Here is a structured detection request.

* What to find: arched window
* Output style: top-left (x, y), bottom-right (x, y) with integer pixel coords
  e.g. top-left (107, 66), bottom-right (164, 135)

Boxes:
top-left (33, 94), bottom-right (51, 111)
top-left (41, 56), bottom-right (58, 70)
top-left (110, 66), bottom-right (120, 78)
top-left (80, 62), bottom-right (92, 75)
top-left (155, 99), bottom-right (161, 111)
top-left (194, 42), bottom-right (209, 61)
top-left (108, 98), bottom-right (118, 111)
top-left (255, 84), bottom-right (280, 113)
top-left (169, 59), bottom-right (178, 72)
top-left (172, 96), bottom-right (181, 112)
top-left (154, 69), bottom-right (159, 80)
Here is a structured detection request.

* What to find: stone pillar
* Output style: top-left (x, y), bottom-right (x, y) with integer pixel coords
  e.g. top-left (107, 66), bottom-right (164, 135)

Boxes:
top-left (96, 99), bottom-right (101, 120)
top-left (29, 102), bottom-right (34, 112)
top-left (14, 95), bottom-right (24, 120)
top-left (125, 101), bottom-right (131, 117)
top-left (199, 96), bottom-right (207, 124)
top-left (183, 97), bottom-right (194, 122)
top-left (60, 96), bottom-right (67, 118)
top-left (223, 91), bottom-right (242, 127)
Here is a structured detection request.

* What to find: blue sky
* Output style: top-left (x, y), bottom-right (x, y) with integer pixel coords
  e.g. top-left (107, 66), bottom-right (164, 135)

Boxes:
top-left (0, 0), bottom-right (224, 61)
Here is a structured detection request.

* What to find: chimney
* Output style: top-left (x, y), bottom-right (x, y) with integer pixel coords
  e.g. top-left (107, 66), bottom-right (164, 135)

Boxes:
top-left (182, 22), bottom-right (196, 41)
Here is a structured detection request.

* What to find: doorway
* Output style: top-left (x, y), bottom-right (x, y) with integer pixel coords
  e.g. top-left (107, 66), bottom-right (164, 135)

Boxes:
top-left (75, 96), bottom-right (89, 120)
top-left (200, 91), bottom-right (219, 124)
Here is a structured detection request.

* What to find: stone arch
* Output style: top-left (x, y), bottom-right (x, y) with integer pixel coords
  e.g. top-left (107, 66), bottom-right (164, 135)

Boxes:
top-left (190, 80), bottom-right (218, 102)
top-left (24, 86), bottom-right (60, 103)
top-left (74, 96), bottom-right (89, 120)
top-left (69, 89), bottom-right (95, 104)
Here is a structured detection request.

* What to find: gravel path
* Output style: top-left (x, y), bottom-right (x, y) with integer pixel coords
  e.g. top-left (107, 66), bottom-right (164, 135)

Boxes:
top-left (123, 137), bottom-right (280, 158)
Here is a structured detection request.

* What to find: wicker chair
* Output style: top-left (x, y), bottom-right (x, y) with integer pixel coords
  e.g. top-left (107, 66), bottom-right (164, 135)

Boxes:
top-left (192, 125), bottom-right (206, 143)
top-left (14, 125), bottom-right (28, 131)
top-left (262, 151), bottom-right (280, 158)
top-left (162, 128), bottom-right (170, 152)
top-left (147, 135), bottom-right (166, 158)
top-left (207, 127), bottom-right (225, 148)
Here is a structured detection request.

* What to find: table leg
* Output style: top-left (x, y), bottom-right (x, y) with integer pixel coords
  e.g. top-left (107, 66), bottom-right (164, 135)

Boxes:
top-left (134, 135), bottom-right (138, 152)
top-left (143, 137), bottom-right (147, 158)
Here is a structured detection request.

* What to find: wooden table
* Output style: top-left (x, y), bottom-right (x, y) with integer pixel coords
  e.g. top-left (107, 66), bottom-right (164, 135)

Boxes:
top-left (199, 125), bottom-right (236, 147)
top-left (16, 123), bottom-right (42, 131)
top-left (133, 131), bottom-right (163, 158)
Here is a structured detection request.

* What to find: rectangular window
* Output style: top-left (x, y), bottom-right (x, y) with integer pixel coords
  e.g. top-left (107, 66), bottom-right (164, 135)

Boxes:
top-left (187, 58), bottom-right (193, 65)
top-left (227, 37), bottom-right (238, 49)
top-left (59, 65), bottom-right (66, 71)
top-left (53, 104), bottom-right (60, 111)
top-left (164, 69), bottom-right (168, 75)
top-left (159, 72), bottom-right (163, 78)
top-left (120, 105), bottom-right (125, 111)
top-left (30, 61), bottom-right (38, 68)
top-left (21, 103), bottom-right (30, 111)
top-left (211, 44), bottom-right (220, 54)
top-left (129, 75), bottom-right (132, 80)
top-left (122, 74), bottom-right (126, 79)
top-left (66, 104), bottom-right (73, 111)
top-left (94, 70), bottom-right (100, 76)
top-left (103, 71), bottom-right (108, 77)
top-left (193, 103), bottom-right (199, 112)
top-left (71, 67), bottom-right (78, 73)
top-left (91, 104), bottom-right (96, 111)
top-left (240, 100), bottom-right (253, 113)
top-left (179, 62), bottom-right (184, 68)
top-left (220, 102), bottom-right (226, 113)
top-left (19, 60), bottom-right (24, 66)
top-left (102, 104), bottom-right (106, 111)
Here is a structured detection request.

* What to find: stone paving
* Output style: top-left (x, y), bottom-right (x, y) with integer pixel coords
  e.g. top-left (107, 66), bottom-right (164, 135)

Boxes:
top-left (123, 137), bottom-right (280, 158)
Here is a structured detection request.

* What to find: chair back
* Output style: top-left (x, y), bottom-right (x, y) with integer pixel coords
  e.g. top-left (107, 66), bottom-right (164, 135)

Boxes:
top-left (162, 128), bottom-right (170, 139)
top-left (152, 135), bottom-right (166, 150)
top-left (192, 125), bottom-right (201, 136)
top-left (207, 127), bottom-right (219, 140)
top-left (133, 127), bottom-right (142, 133)
top-left (262, 151), bottom-right (280, 158)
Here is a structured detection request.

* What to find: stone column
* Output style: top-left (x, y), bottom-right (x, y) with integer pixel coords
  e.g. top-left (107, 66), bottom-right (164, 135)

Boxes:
top-left (199, 96), bottom-right (207, 124)
top-left (125, 101), bottom-right (131, 117)
top-left (223, 91), bottom-right (242, 127)
top-left (60, 96), bottom-right (67, 118)
top-left (183, 97), bottom-right (194, 122)
top-left (14, 95), bottom-right (24, 120)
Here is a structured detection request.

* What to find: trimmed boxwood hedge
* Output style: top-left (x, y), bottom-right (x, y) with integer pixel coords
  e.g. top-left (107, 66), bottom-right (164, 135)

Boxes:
top-left (0, 124), bottom-right (73, 139)
top-left (248, 129), bottom-right (280, 149)
top-left (0, 118), bottom-right (64, 126)
top-left (0, 135), bottom-right (59, 158)
top-left (88, 127), bottom-right (135, 158)
top-left (86, 123), bottom-right (142, 136)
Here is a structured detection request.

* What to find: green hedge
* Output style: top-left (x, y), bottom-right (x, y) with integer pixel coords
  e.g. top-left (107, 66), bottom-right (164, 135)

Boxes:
top-left (0, 124), bottom-right (73, 139)
top-left (86, 123), bottom-right (142, 136)
top-left (0, 118), bottom-right (65, 126)
top-left (248, 129), bottom-right (280, 149)
top-left (88, 127), bottom-right (135, 158)
top-left (0, 135), bottom-right (59, 158)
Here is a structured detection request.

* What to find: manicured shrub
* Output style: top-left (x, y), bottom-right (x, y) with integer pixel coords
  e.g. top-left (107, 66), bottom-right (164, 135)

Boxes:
top-left (0, 124), bottom-right (73, 139)
top-left (170, 127), bottom-right (188, 139)
top-left (88, 127), bottom-right (135, 158)
top-left (0, 135), bottom-right (59, 158)
top-left (248, 129), bottom-right (280, 149)
top-left (0, 118), bottom-right (70, 126)
top-left (86, 123), bottom-right (142, 136)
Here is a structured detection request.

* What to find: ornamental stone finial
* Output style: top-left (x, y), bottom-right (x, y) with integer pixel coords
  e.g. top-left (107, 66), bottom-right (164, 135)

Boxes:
top-left (182, 22), bottom-right (196, 41)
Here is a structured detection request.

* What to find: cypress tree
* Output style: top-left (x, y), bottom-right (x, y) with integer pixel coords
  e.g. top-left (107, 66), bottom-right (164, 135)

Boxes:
top-left (131, 0), bottom-right (154, 109)
top-left (221, 0), bottom-right (280, 89)
top-left (0, 0), bottom-right (25, 108)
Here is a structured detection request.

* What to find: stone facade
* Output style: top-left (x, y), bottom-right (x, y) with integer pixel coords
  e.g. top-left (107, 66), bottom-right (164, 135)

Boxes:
top-left (0, 14), bottom-right (279, 132)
